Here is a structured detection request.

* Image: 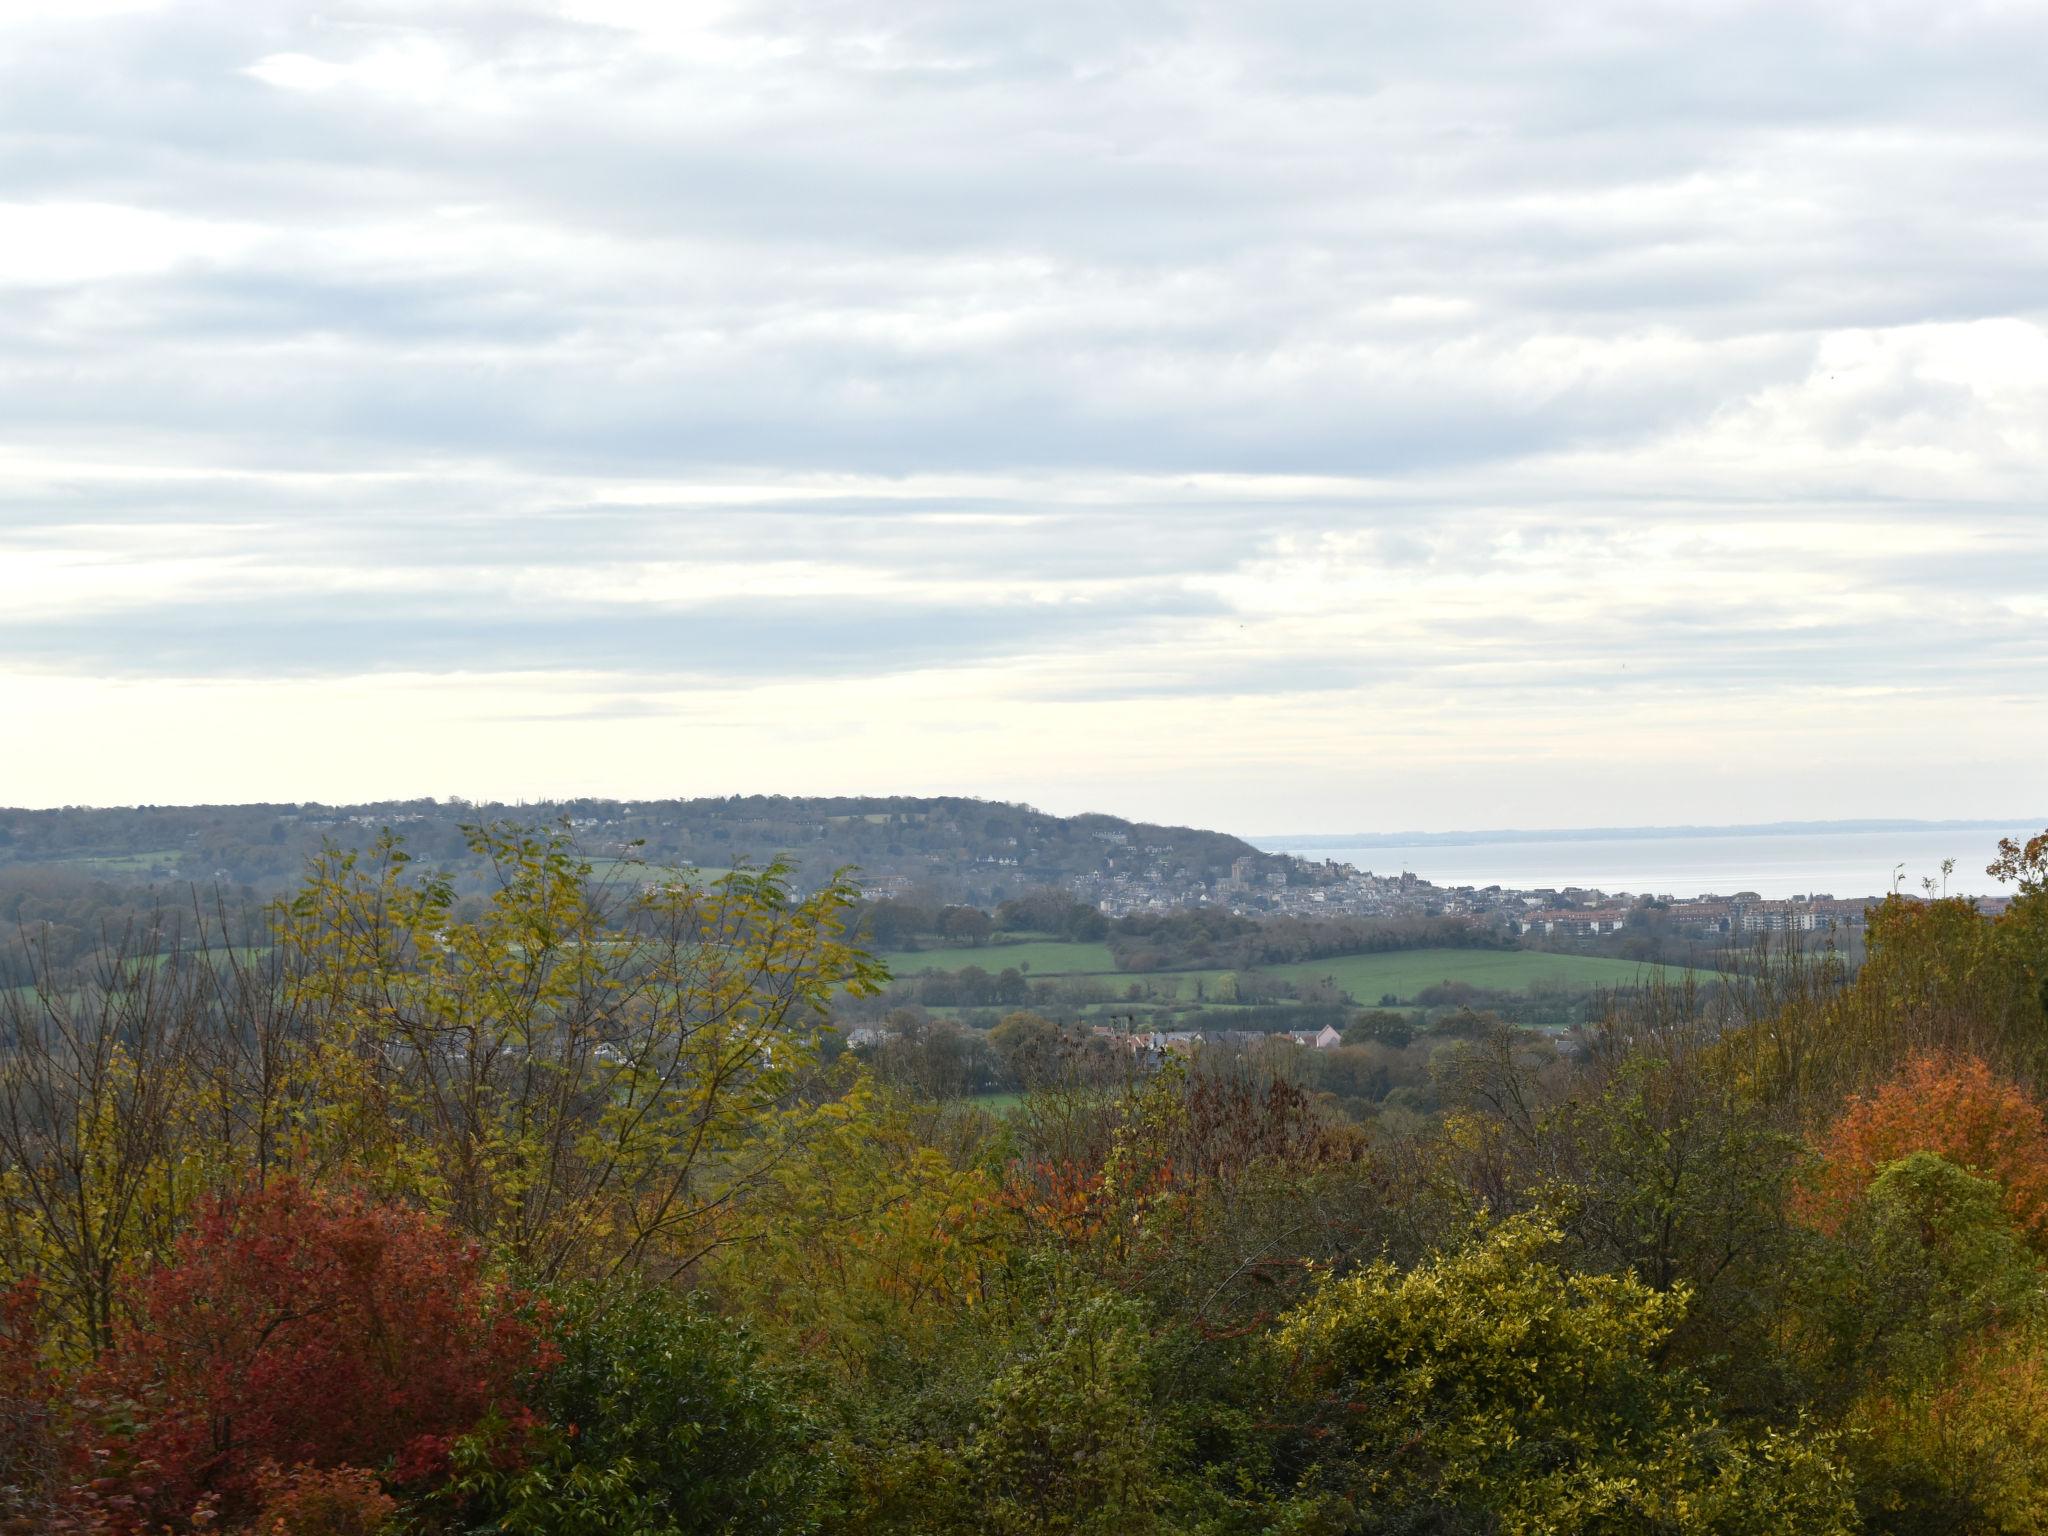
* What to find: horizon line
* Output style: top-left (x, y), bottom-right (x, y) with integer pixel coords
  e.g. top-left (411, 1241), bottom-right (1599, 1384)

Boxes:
top-left (1250, 817), bottom-right (2044, 848)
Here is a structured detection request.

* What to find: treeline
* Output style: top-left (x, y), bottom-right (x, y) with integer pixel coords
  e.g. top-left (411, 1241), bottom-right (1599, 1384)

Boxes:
top-left (1525, 898), bottom-right (1862, 972)
top-left (3, 825), bottom-right (2048, 1533)
top-left (0, 866), bottom-right (268, 987)
top-left (1107, 906), bottom-right (1510, 971)
top-left (842, 964), bottom-right (1353, 1017)
top-left (860, 891), bottom-right (1112, 949)
top-left (865, 893), bottom-right (1508, 972)
top-left (853, 1003), bottom-right (1521, 1126)
top-left (0, 795), bottom-right (1257, 906)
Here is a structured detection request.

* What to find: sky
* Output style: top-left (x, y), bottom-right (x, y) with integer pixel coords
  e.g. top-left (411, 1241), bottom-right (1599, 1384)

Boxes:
top-left (2, 0), bottom-right (2045, 834)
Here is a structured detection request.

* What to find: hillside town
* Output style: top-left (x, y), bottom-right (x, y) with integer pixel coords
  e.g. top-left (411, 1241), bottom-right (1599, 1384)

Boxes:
top-left (1074, 848), bottom-right (2012, 934)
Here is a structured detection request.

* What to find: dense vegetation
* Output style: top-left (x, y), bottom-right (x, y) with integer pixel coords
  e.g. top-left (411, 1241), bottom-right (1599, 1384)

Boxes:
top-left (0, 796), bottom-right (1255, 910)
top-left (3, 823), bottom-right (2046, 1534)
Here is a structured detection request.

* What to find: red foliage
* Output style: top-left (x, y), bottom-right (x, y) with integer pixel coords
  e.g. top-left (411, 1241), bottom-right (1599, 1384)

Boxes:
top-left (1, 1271), bottom-right (47, 1407)
top-left (2, 1274), bottom-right (66, 1527)
top-left (82, 1178), bottom-right (550, 1531)
top-left (1800, 1053), bottom-right (2048, 1247)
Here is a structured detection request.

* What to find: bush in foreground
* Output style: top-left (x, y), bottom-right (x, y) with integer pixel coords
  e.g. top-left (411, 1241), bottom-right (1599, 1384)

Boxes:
top-left (445, 1283), bottom-right (828, 1536)
top-left (80, 1177), bottom-right (547, 1531)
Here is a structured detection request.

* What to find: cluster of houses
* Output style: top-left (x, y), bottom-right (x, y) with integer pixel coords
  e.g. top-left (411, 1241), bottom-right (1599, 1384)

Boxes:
top-left (1078, 855), bottom-right (1432, 920)
top-left (1077, 839), bottom-right (1967, 941)
top-left (845, 1020), bottom-right (1348, 1065)
top-left (1086, 1021), bottom-right (1345, 1068)
top-left (1075, 849), bottom-right (1919, 937)
top-left (1123, 1023), bottom-right (1342, 1052)
top-left (1513, 893), bottom-right (1880, 937)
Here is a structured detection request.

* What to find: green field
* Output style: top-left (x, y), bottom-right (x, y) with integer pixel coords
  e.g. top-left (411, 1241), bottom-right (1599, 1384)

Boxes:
top-left (1263, 948), bottom-right (1694, 999)
top-left (55, 851), bottom-right (186, 877)
top-left (962, 1090), bottom-right (1028, 1114)
top-left (876, 938), bottom-right (1695, 1001)
top-left (877, 941), bottom-right (1118, 978)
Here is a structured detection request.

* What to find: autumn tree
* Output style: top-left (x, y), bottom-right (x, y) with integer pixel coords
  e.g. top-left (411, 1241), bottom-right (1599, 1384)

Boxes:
top-left (1988, 826), bottom-right (2048, 1033)
top-left (83, 1176), bottom-right (545, 1530)
top-left (1801, 1053), bottom-right (2048, 1251)
top-left (272, 823), bottom-right (882, 1278)
top-left (0, 936), bottom-right (208, 1355)
top-left (1789, 1152), bottom-right (2048, 1528)
top-left (1736, 889), bottom-right (2048, 1103)
top-left (0, 909), bottom-right (331, 1360)
top-left (0, 1275), bottom-right (65, 1529)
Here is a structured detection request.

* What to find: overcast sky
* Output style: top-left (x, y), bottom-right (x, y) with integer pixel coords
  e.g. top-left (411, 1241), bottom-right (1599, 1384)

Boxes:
top-left (2, 0), bottom-right (2045, 833)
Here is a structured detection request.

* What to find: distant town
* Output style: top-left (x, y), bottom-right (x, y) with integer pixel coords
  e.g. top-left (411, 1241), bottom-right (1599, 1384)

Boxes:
top-left (1059, 845), bottom-right (2011, 935)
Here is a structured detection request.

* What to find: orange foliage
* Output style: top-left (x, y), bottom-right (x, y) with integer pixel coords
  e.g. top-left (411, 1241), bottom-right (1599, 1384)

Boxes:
top-left (1853, 1327), bottom-right (2048, 1523)
top-left (998, 1073), bottom-right (1363, 1281)
top-left (242, 1463), bottom-right (397, 1536)
top-left (999, 1156), bottom-right (1178, 1251)
top-left (1801, 1053), bottom-right (2048, 1248)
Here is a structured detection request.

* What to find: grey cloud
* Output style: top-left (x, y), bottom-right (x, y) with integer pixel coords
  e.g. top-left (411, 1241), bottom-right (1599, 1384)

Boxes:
top-left (0, 313), bottom-right (1786, 480)
top-left (2, 0), bottom-right (2047, 718)
top-left (0, 587), bottom-right (1228, 680)
top-left (2, 0), bottom-right (2044, 490)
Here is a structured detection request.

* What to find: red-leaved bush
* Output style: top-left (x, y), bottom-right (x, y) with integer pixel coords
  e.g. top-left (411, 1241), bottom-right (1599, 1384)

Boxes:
top-left (81, 1178), bottom-right (550, 1531)
top-left (2, 1273), bottom-right (68, 1529)
top-left (1799, 1052), bottom-right (2048, 1248)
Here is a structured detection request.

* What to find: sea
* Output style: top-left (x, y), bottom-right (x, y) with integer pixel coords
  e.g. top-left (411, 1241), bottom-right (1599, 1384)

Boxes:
top-left (1255, 826), bottom-right (2030, 902)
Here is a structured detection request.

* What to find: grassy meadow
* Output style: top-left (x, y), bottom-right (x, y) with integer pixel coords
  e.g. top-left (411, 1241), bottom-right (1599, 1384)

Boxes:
top-left (875, 937), bottom-right (1698, 1005)
top-left (55, 851), bottom-right (186, 876)
top-left (1262, 947), bottom-right (1696, 999)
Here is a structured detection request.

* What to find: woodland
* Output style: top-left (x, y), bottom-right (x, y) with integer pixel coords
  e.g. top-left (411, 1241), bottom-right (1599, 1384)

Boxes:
top-left (3, 824), bottom-right (2047, 1535)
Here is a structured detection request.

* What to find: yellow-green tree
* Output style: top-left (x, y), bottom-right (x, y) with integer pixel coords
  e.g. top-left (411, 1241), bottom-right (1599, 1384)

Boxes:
top-left (1792, 1151), bottom-right (2048, 1529)
top-left (967, 1292), bottom-right (1174, 1536)
top-left (270, 821), bottom-right (883, 1279)
top-left (1271, 1215), bottom-right (1855, 1534)
top-left (0, 945), bottom-right (218, 1354)
top-left (713, 1077), bottom-right (1011, 1375)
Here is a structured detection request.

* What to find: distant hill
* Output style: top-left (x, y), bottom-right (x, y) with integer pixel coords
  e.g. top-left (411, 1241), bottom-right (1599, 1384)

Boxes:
top-left (0, 795), bottom-right (1257, 905)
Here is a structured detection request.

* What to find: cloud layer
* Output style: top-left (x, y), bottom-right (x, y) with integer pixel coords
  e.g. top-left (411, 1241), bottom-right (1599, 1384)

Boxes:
top-left (2, 0), bottom-right (2045, 828)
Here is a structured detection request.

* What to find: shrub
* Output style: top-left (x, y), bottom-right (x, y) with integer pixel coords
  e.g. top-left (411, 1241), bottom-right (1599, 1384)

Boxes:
top-left (968, 1293), bottom-right (1169, 1535)
top-left (449, 1284), bottom-right (828, 1536)
top-left (1, 1275), bottom-right (66, 1529)
top-left (244, 1463), bottom-right (397, 1536)
top-left (82, 1178), bottom-right (546, 1530)
top-left (1272, 1216), bottom-right (1856, 1533)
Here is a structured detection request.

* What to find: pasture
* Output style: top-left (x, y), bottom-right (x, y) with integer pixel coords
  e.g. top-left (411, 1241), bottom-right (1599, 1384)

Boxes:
top-left (51, 851), bottom-right (186, 877)
top-left (873, 938), bottom-right (1697, 1002)
top-left (961, 1090), bottom-right (1028, 1114)
top-left (1262, 947), bottom-right (1697, 1000)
